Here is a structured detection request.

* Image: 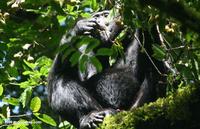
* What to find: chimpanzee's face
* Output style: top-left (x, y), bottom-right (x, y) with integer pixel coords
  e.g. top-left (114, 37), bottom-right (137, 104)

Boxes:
top-left (92, 10), bottom-right (110, 29)
top-left (91, 10), bottom-right (122, 43)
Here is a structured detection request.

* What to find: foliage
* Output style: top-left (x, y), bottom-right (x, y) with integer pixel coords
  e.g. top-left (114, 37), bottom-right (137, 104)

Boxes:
top-left (0, 0), bottom-right (200, 129)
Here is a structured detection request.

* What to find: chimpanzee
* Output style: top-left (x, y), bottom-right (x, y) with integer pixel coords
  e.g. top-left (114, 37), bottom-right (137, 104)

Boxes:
top-left (48, 10), bottom-right (166, 129)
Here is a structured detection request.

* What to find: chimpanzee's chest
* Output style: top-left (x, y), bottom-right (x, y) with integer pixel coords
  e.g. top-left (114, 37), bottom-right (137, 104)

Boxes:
top-left (92, 68), bottom-right (140, 109)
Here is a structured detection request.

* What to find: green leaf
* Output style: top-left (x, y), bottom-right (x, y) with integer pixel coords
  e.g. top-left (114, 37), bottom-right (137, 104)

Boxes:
top-left (0, 51), bottom-right (4, 58)
top-left (31, 119), bottom-right (42, 129)
top-left (7, 66), bottom-right (18, 77)
top-left (19, 81), bottom-right (32, 88)
top-left (90, 56), bottom-right (102, 72)
top-left (62, 47), bottom-right (76, 62)
top-left (36, 56), bottom-right (53, 68)
top-left (40, 67), bottom-right (49, 75)
top-left (0, 84), bottom-right (3, 96)
top-left (79, 55), bottom-right (88, 73)
top-left (67, 4), bottom-right (74, 12)
top-left (0, 118), bottom-right (4, 125)
top-left (107, 8), bottom-right (119, 23)
top-left (152, 44), bottom-right (166, 61)
top-left (24, 60), bottom-right (37, 70)
top-left (30, 97), bottom-right (41, 112)
top-left (57, 15), bottom-right (66, 25)
top-left (96, 48), bottom-right (113, 56)
top-left (85, 41), bottom-right (100, 53)
top-left (76, 36), bottom-right (94, 49)
top-left (109, 56), bottom-right (117, 66)
top-left (3, 97), bottom-right (19, 106)
top-left (82, 0), bottom-right (92, 8)
top-left (116, 28), bottom-right (128, 41)
top-left (34, 113), bottom-right (57, 126)
top-left (91, 0), bottom-right (98, 10)
top-left (59, 121), bottom-right (75, 128)
top-left (58, 44), bottom-right (70, 53)
top-left (0, 43), bottom-right (8, 51)
top-left (20, 87), bottom-right (32, 108)
top-left (23, 71), bottom-right (33, 76)
top-left (9, 38), bottom-right (20, 42)
top-left (14, 119), bottom-right (29, 129)
top-left (69, 51), bottom-right (81, 66)
top-left (0, 43), bottom-right (7, 58)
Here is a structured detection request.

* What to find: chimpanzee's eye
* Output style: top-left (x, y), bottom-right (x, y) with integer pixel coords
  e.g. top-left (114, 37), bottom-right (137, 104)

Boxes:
top-left (104, 13), bottom-right (109, 17)
top-left (93, 14), bottom-right (100, 18)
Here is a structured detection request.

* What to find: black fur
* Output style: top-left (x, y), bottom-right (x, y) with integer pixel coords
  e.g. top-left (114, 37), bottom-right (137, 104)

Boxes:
top-left (48, 11), bottom-right (166, 129)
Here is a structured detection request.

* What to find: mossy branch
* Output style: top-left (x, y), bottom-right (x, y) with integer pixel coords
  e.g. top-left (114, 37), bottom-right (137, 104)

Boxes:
top-left (99, 86), bottom-right (200, 129)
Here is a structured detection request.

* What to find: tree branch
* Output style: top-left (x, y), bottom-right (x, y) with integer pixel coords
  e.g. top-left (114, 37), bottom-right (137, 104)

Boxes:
top-left (99, 85), bottom-right (200, 129)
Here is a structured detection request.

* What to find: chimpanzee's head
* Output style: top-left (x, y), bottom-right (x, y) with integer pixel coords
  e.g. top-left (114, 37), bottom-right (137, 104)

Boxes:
top-left (91, 10), bottom-right (123, 43)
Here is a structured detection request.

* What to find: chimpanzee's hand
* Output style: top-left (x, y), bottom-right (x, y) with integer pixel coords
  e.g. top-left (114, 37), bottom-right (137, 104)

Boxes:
top-left (79, 109), bottom-right (117, 129)
top-left (74, 18), bottom-right (97, 35)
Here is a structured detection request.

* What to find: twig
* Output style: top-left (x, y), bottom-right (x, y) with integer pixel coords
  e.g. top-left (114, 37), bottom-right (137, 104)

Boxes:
top-left (134, 34), bottom-right (165, 76)
top-left (156, 24), bottom-right (166, 49)
top-left (9, 113), bottom-right (32, 118)
top-left (156, 24), bottom-right (178, 75)
top-left (166, 46), bottom-right (200, 51)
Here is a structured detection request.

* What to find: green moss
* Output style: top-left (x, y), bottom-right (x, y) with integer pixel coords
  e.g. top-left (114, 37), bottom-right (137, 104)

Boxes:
top-left (99, 86), bottom-right (200, 129)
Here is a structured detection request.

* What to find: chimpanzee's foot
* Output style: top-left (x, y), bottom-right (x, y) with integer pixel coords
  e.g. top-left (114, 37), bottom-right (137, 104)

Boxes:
top-left (79, 109), bottom-right (117, 129)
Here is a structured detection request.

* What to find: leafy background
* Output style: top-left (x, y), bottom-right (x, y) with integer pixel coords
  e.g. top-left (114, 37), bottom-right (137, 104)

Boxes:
top-left (0, 0), bottom-right (200, 129)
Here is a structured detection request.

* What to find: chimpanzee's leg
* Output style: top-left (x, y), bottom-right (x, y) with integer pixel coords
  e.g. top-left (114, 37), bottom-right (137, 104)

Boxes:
top-left (48, 55), bottom-right (116, 129)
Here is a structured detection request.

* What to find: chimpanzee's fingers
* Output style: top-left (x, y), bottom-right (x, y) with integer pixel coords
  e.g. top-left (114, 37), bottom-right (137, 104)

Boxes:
top-left (93, 117), bottom-right (103, 122)
top-left (83, 31), bottom-right (91, 35)
top-left (86, 22), bottom-right (96, 27)
top-left (92, 123), bottom-right (98, 128)
top-left (93, 113), bottom-right (104, 119)
top-left (83, 26), bottom-right (94, 31)
top-left (87, 123), bottom-right (91, 128)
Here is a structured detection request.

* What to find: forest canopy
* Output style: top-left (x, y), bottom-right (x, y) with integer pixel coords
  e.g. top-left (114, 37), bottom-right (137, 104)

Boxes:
top-left (0, 0), bottom-right (200, 129)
